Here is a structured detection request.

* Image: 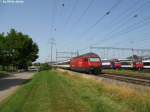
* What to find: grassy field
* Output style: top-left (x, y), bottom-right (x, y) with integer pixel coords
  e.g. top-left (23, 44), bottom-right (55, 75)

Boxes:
top-left (103, 69), bottom-right (150, 79)
top-left (0, 70), bottom-right (150, 112)
top-left (0, 71), bottom-right (10, 78)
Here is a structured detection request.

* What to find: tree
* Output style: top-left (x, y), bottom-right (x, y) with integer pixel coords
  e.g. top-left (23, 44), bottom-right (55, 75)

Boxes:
top-left (0, 33), bottom-right (5, 67)
top-left (0, 29), bottom-right (39, 70)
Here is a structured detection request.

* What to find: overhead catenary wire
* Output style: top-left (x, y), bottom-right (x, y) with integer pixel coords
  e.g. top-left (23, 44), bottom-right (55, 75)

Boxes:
top-left (76, 0), bottom-right (123, 52)
top-left (57, 0), bottom-right (65, 18)
top-left (78, 0), bottom-right (122, 38)
top-left (111, 18), bottom-right (150, 46)
top-left (82, 0), bottom-right (142, 43)
top-left (80, 19), bottom-right (149, 51)
top-left (111, 25), bottom-right (150, 45)
top-left (69, 0), bottom-right (95, 31)
top-left (64, 0), bottom-right (122, 53)
top-left (102, 0), bottom-right (150, 38)
top-left (94, 18), bottom-right (150, 47)
top-left (64, 0), bottom-right (79, 27)
top-left (103, 0), bottom-right (141, 29)
top-left (87, 0), bottom-right (149, 42)
top-left (112, 16), bottom-right (150, 42)
top-left (78, 1), bottom-right (127, 51)
top-left (124, 37), bottom-right (150, 51)
top-left (49, 0), bottom-right (58, 62)
top-left (50, 0), bottom-right (58, 38)
top-left (86, 0), bottom-right (150, 48)
top-left (106, 13), bottom-right (150, 44)
top-left (66, 0), bottom-right (150, 54)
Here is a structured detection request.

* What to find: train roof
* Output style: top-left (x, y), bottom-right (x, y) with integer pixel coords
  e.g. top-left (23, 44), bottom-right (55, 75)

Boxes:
top-left (72, 52), bottom-right (99, 59)
top-left (119, 59), bottom-right (132, 61)
top-left (142, 59), bottom-right (150, 62)
top-left (101, 59), bottom-right (111, 61)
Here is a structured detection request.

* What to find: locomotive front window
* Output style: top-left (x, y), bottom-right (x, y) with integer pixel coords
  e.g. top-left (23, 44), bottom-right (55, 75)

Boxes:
top-left (88, 58), bottom-right (100, 62)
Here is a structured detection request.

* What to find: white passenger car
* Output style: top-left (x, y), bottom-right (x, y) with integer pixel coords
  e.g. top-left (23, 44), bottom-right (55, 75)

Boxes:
top-left (143, 60), bottom-right (150, 69)
top-left (119, 59), bottom-right (133, 69)
top-left (101, 59), bottom-right (112, 69)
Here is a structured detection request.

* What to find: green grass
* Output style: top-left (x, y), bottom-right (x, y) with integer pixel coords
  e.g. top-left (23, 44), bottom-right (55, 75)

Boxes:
top-left (103, 69), bottom-right (150, 79)
top-left (0, 71), bottom-right (10, 78)
top-left (0, 70), bottom-right (150, 112)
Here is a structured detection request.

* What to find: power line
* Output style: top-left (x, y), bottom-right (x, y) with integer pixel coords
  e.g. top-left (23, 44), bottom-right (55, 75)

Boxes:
top-left (50, 38), bottom-right (56, 63)
top-left (106, 0), bottom-right (141, 29)
top-left (78, 0), bottom-right (140, 52)
top-left (102, 0), bottom-right (150, 38)
top-left (65, 0), bottom-right (78, 27)
top-left (90, 46), bottom-right (150, 52)
top-left (113, 26), bottom-right (150, 46)
top-left (50, 0), bottom-right (58, 38)
top-left (90, 46), bottom-right (150, 58)
top-left (111, 17), bottom-right (150, 41)
top-left (56, 50), bottom-right (78, 62)
top-left (84, 0), bottom-right (149, 44)
top-left (79, 0), bottom-right (122, 38)
top-left (70, 0), bottom-right (95, 31)
top-left (87, 1), bottom-right (150, 47)
top-left (76, 0), bottom-right (122, 51)
top-left (98, 19), bottom-right (150, 46)
top-left (81, 0), bottom-right (141, 43)
top-left (48, 0), bottom-right (57, 63)
top-left (58, 0), bottom-right (65, 19)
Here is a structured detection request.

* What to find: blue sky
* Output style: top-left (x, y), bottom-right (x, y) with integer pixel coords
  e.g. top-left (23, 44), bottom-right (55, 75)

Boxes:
top-left (0, 0), bottom-right (150, 62)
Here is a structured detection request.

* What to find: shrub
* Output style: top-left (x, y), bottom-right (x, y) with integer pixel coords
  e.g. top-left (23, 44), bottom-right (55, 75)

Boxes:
top-left (39, 63), bottom-right (52, 71)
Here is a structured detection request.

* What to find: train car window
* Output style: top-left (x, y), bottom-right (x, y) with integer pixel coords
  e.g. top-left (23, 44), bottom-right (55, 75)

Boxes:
top-left (88, 58), bottom-right (100, 62)
top-left (121, 62), bottom-right (131, 65)
top-left (144, 62), bottom-right (150, 66)
top-left (102, 60), bottom-right (110, 63)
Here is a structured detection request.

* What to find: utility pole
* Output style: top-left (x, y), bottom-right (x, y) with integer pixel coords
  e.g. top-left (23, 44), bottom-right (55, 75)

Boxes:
top-left (56, 48), bottom-right (58, 63)
top-left (130, 41), bottom-right (134, 61)
top-left (76, 50), bottom-right (79, 56)
top-left (50, 38), bottom-right (55, 64)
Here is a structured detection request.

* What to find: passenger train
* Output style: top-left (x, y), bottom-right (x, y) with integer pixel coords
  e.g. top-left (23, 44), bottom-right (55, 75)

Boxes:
top-left (111, 59), bottom-right (121, 70)
top-left (55, 52), bottom-right (102, 74)
top-left (54, 53), bottom-right (150, 73)
top-left (54, 60), bottom-right (70, 69)
top-left (119, 59), bottom-right (133, 69)
top-left (101, 59), bottom-right (112, 69)
top-left (119, 59), bottom-right (143, 70)
top-left (143, 59), bottom-right (150, 69)
top-left (70, 53), bottom-right (102, 74)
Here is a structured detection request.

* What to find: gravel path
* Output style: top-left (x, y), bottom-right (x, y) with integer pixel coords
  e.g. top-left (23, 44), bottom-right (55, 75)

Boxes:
top-left (0, 72), bottom-right (35, 103)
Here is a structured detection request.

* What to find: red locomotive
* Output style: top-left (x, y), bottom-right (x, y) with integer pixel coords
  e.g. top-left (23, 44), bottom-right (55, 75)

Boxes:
top-left (133, 59), bottom-right (143, 71)
top-left (70, 53), bottom-right (102, 74)
top-left (111, 59), bottom-right (121, 70)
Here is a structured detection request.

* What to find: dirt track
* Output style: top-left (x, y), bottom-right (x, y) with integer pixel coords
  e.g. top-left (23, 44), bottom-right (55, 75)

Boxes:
top-left (0, 72), bottom-right (35, 102)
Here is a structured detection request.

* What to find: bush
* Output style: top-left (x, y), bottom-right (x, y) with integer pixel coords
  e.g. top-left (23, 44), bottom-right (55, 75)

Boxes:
top-left (39, 63), bottom-right (52, 71)
top-left (0, 71), bottom-right (10, 78)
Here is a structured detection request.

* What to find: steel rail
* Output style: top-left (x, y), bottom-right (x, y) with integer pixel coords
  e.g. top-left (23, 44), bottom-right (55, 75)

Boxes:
top-left (100, 74), bottom-right (150, 86)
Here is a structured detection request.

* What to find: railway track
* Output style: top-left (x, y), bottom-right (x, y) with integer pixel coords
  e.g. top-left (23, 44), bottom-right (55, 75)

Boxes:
top-left (58, 68), bottom-right (150, 86)
top-left (100, 74), bottom-right (150, 86)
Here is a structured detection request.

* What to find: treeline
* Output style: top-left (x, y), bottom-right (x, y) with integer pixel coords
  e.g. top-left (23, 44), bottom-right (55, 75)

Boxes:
top-left (0, 29), bottom-right (39, 71)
